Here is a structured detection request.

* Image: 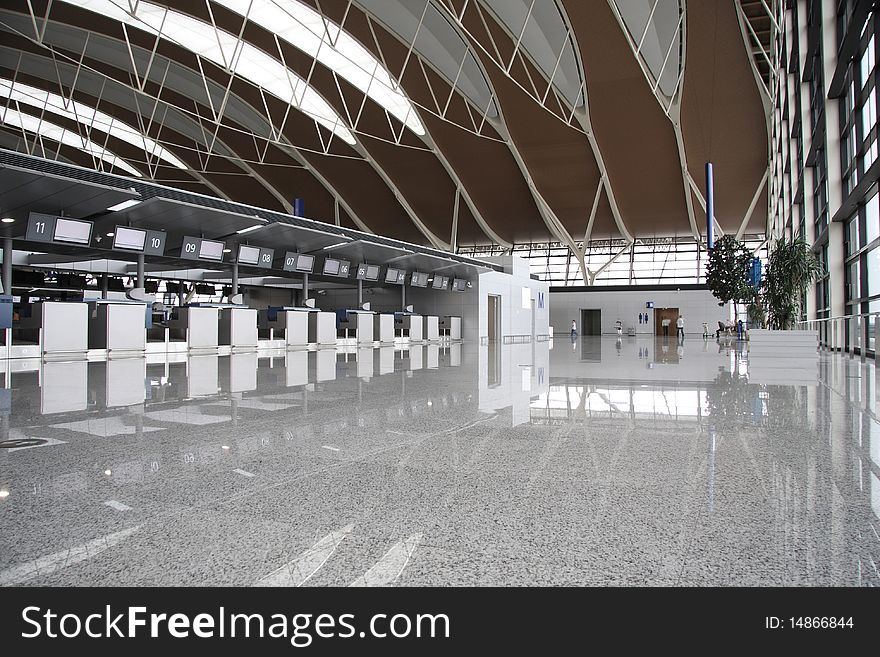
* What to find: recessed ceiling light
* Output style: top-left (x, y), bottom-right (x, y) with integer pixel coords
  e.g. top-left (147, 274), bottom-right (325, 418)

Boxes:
top-left (107, 199), bottom-right (141, 212)
top-left (221, 445), bottom-right (230, 450)
top-left (0, 490), bottom-right (9, 498)
top-left (1, 217), bottom-right (14, 223)
top-left (106, 232), bottom-right (115, 237)
top-left (236, 224), bottom-right (261, 234)
top-left (104, 469), bottom-right (112, 476)
top-left (223, 248), bottom-right (232, 253)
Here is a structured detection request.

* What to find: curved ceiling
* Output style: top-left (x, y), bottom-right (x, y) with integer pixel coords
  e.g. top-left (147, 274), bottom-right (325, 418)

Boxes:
top-left (0, 0), bottom-right (769, 252)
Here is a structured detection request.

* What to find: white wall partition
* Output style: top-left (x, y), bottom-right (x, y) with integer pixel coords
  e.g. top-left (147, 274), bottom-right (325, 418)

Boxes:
top-left (549, 287), bottom-right (730, 335)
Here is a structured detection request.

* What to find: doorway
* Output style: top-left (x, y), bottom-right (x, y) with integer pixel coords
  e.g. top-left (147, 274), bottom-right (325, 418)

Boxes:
top-left (488, 294), bottom-right (501, 341)
top-left (580, 309), bottom-right (601, 336)
top-left (655, 307), bottom-right (680, 336)
top-left (530, 298), bottom-right (536, 339)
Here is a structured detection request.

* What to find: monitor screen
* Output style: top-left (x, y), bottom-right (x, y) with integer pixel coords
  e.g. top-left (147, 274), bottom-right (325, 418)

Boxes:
top-left (365, 264), bottom-right (380, 280)
top-left (323, 258), bottom-right (340, 275)
top-left (410, 272), bottom-right (427, 287)
top-left (199, 239), bottom-right (225, 260)
top-left (53, 218), bottom-right (92, 245)
top-left (385, 267), bottom-right (399, 283)
top-left (432, 275), bottom-right (445, 290)
top-left (296, 254), bottom-right (314, 272)
top-left (453, 278), bottom-right (467, 291)
top-left (195, 283), bottom-right (216, 295)
top-left (112, 226), bottom-right (146, 251)
top-left (238, 244), bottom-right (261, 265)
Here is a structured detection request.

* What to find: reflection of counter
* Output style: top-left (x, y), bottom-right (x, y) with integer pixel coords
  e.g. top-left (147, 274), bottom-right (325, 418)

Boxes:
top-left (20, 302), bottom-right (89, 356)
top-left (168, 306), bottom-right (218, 350)
top-left (218, 307), bottom-right (257, 350)
top-left (42, 360), bottom-right (88, 413)
top-left (88, 300), bottom-right (147, 352)
top-left (105, 358), bottom-right (146, 407)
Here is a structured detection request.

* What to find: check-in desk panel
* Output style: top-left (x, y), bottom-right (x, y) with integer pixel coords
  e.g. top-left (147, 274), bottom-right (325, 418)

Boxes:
top-left (219, 307), bottom-right (257, 350)
top-left (168, 306), bottom-right (218, 350)
top-left (339, 310), bottom-right (374, 344)
top-left (374, 314), bottom-right (394, 344)
top-left (88, 300), bottom-right (147, 352)
top-left (423, 315), bottom-right (440, 341)
top-left (439, 316), bottom-right (462, 340)
top-left (308, 311), bottom-right (337, 346)
top-left (395, 314), bottom-right (422, 341)
top-left (20, 301), bottom-right (89, 356)
top-left (258, 308), bottom-right (310, 347)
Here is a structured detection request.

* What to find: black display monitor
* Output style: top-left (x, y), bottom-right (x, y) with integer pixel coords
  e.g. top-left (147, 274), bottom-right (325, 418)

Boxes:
top-left (410, 272), bottom-right (428, 287)
top-left (195, 283), bottom-right (216, 295)
top-left (295, 254), bottom-right (314, 272)
top-left (453, 278), bottom-right (467, 291)
top-left (366, 264), bottom-right (380, 280)
top-left (53, 218), bottom-right (92, 245)
top-left (237, 244), bottom-right (261, 265)
top-left (323, 258), bottom-right (340, 275)
top-left (385, 267), bottom-right (400, 283)
top-left (432, 275), bottom-right (446, 290)
top-left (198, 239), bottom-right (225, 261)
top-left (112, 226), bottom-right (146, 251)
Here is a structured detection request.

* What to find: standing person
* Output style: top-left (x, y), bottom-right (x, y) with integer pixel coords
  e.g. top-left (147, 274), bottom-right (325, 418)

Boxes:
top-left (676, 315), bottom-right (685, 340)
top-left (661, 317), bottom-right (671, 336)
top-left (570, 319), bottom-right (577, 339)
top-left (702, 322), bottom-right (710, 339)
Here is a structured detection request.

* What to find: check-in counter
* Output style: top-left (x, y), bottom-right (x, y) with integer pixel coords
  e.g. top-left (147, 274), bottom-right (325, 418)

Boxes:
top-left (167, 306), bottom-right (218, 350)
top-left (258, 307), bottom-right (310, 348)
top-left (439, 316), bottom-right (462, 340)
top-left (88, 300), bottom-right (147, 353)
top-left (373, 313), bottom-right (394, 344)
top-left (308, 311), bottom-right (337, 346)
top-left (394, 313), bottom-right (423, 341)
top-left (18, 301), bottom-right (89, 356)
top-left (423, 315), bottom-right (440, 341)
top-left (219, 306), bottom-right (257, 350)
top-left (338, 310), bottom-right (374, 344)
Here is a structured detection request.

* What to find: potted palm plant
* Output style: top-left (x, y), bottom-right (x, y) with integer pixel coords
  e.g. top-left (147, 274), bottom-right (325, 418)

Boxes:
top-left (762, 238), bottom-right (822, 329)
top-left (747, 237), bottom-right (823, 367)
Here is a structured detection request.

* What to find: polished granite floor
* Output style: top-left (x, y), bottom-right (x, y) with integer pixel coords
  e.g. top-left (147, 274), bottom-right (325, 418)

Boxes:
top-left (0, 336), bottom-right (877, 587)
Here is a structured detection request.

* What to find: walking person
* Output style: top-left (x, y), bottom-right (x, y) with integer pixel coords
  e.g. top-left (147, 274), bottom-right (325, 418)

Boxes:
top-left (570, 319), bottom-right (577, 339)
top-left (676, 315), bottom-right (685, 340)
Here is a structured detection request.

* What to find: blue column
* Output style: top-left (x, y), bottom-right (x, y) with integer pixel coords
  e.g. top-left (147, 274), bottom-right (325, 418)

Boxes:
top-left (705, 162), bottom-right (715, 249)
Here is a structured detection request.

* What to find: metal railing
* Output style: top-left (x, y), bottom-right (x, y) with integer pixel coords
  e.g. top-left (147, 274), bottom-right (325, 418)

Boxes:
top-left (797, 312), bottom-right (879, 361)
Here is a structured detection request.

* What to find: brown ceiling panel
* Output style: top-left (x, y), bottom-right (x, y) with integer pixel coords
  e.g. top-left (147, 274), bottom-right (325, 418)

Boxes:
top-left (310, 0), bottom-right (540, 244)
top-left (562, 0), bottom-right (690, 238)
top-left (360, 134), bottom-right (456, 240)
top-left (455, 5), bottom-right (608, 240)
top-left (681, 1), bottom-right (768, 234)
top-left (300, 154), bottom-right (426, 244)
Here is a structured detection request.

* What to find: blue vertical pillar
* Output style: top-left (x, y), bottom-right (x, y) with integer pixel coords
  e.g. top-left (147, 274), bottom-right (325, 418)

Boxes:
top-left (705, 162), bottom-right (715, 249)
top-left (293, 198), bottom-right (305, 216)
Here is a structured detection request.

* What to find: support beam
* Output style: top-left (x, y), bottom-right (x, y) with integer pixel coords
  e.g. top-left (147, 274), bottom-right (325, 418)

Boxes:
top-left (136, 253), bottom-right (145, 288)
top-left (357, 278), bottom-right (363, 306)
top-left (232, 262), bottom-right (239, 296)
top-left (2, 238), bottom-right (11, 295)
top-left (101, 274), bottom-right (108, 299)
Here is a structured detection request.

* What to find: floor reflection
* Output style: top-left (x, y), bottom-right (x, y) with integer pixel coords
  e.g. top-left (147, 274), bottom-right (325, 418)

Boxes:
top-left (0, 337), bottom-right (877, 586)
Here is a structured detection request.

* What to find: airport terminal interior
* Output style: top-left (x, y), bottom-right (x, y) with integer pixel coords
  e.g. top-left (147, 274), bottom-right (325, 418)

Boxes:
top-left (0, 0), bottom-right (877, 587)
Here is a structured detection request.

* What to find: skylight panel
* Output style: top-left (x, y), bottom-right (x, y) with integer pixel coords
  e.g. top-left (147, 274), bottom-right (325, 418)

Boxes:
top-left (0, 106), bottom-right (142, 177)
top-left (0, 78), bottom-right (187, 170)
top-left (60, 0), bottom-right (357, 144)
